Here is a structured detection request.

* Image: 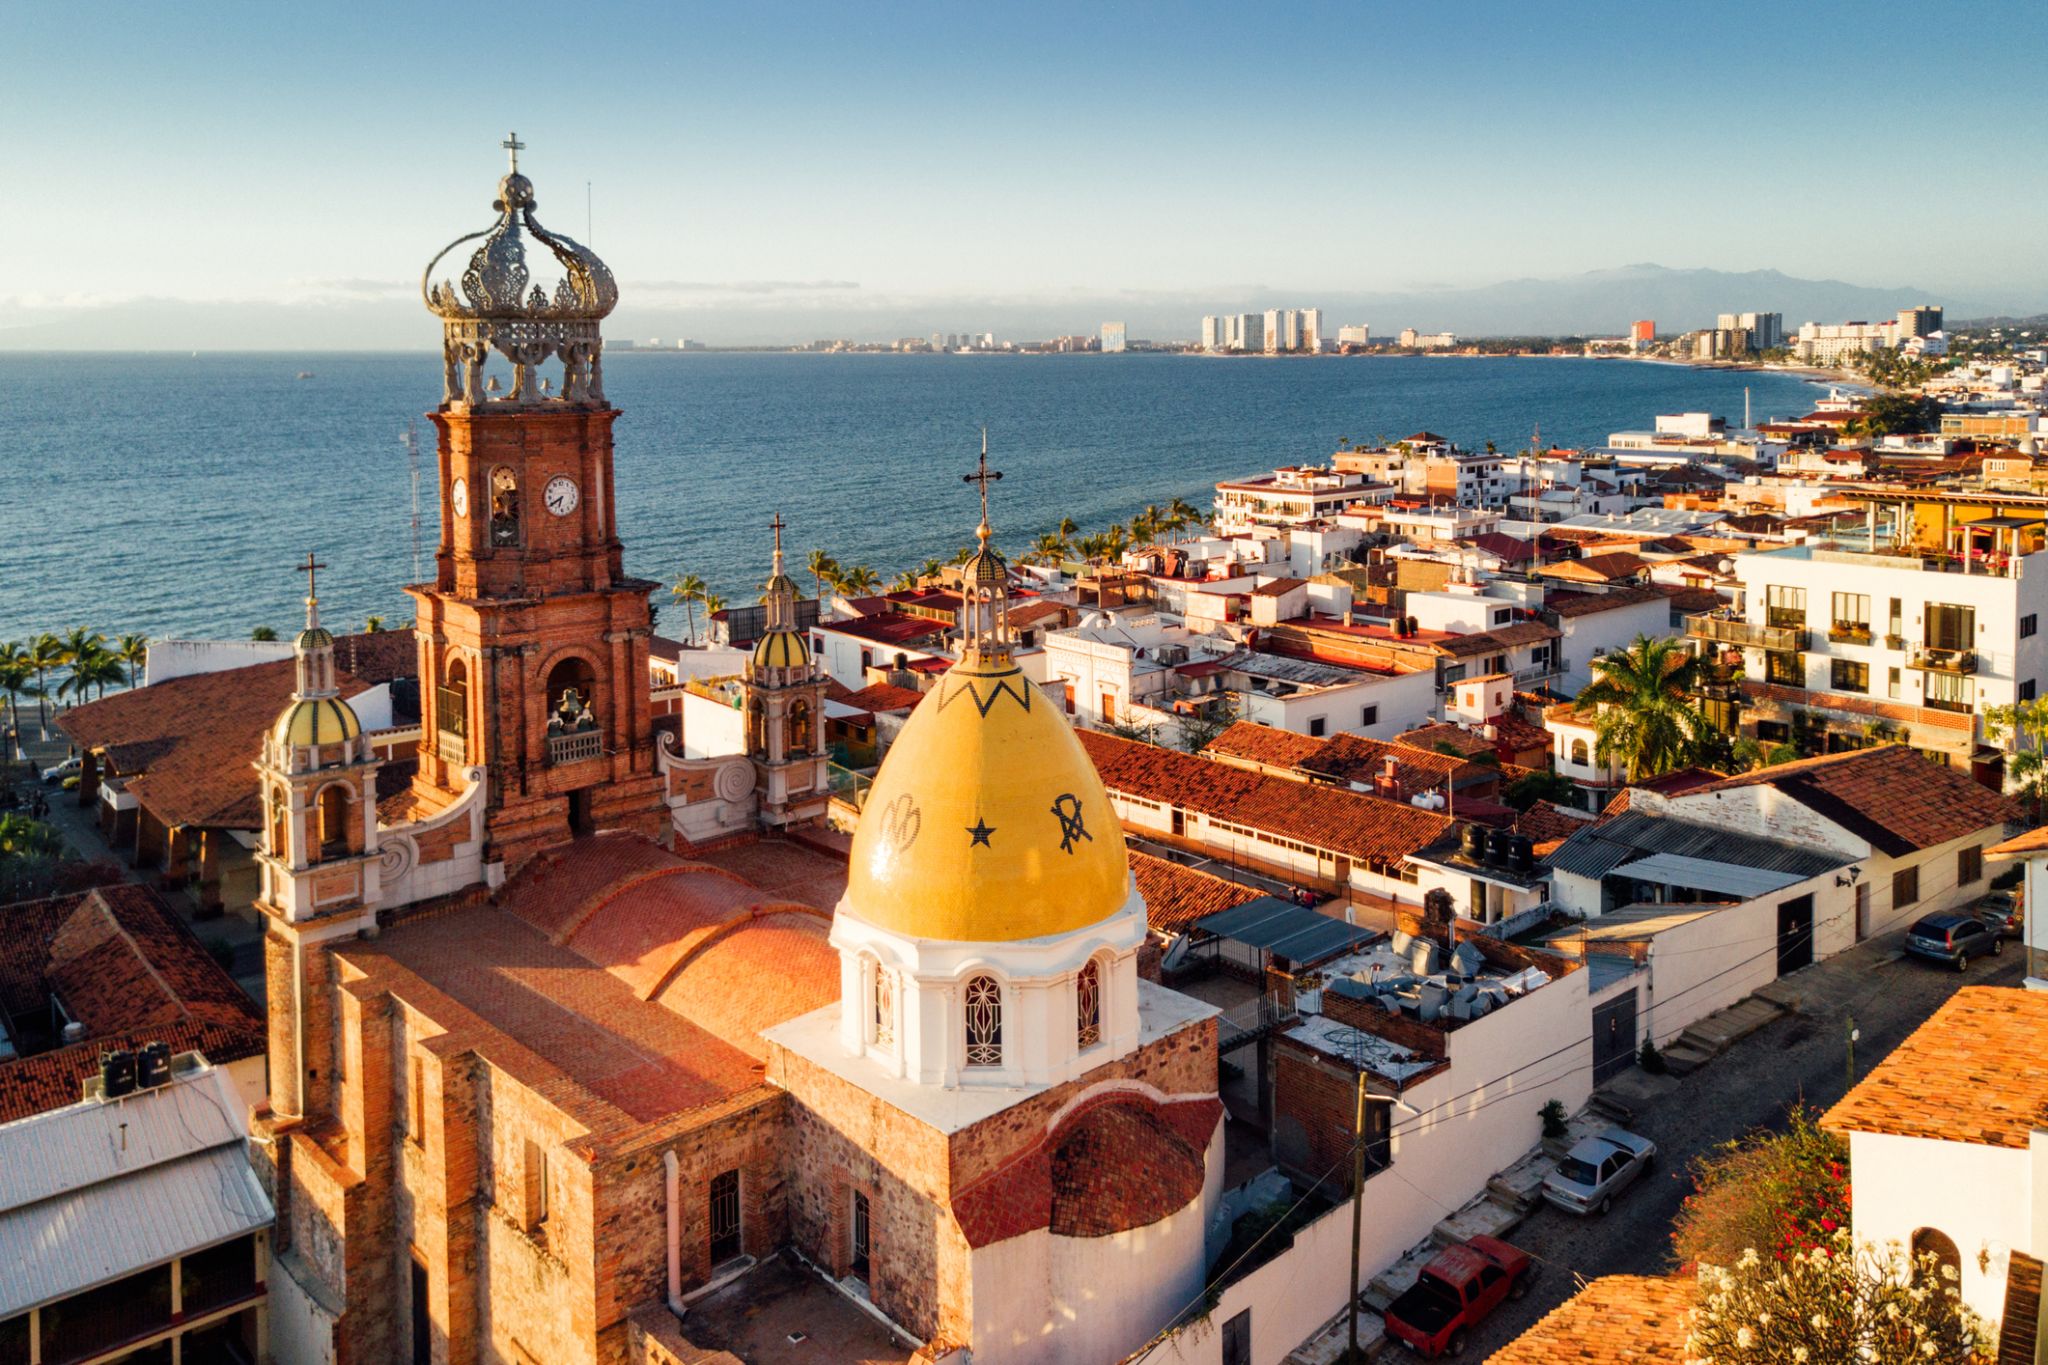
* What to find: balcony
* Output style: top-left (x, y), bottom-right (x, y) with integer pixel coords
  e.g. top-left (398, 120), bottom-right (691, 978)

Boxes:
top-left (436, 730), bottom-right (467, 765)
top-left (1910, 647), bottom-right (1978, 675)
top-left (547, 728), bottom-right (603, 765)
top-left (1686, 611), bottom-right (1808, 653)
top-left (1827, 622), bottom-right (1874, 645)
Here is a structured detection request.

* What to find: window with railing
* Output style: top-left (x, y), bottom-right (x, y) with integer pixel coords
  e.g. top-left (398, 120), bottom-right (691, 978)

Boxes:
top-left (1926, 603), bottom-right (1975, 652)
top-left (1924, 670), bottom-right (1972, 714)
top-left (1829, 592), bottom-right (1871, 641)
top-left (1765, 585), bottom-right (1807, 630)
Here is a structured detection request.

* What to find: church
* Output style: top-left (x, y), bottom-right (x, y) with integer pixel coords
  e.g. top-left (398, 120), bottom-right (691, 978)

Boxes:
top-left (252, 143), bottom-right (1224, 1365)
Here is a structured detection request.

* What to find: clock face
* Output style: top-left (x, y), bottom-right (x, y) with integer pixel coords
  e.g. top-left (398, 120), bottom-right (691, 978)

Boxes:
top-left (450, 477), bottom-right (469, 518)
top-left (545, 475), bottom-right (580, 517)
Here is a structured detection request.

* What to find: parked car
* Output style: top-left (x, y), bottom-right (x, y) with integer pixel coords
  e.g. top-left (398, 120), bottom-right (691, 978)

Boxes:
top-left (40, 755), bottom-right (80, 784)
top-left (1904, 913), bottom-right (2001, 970)
top-left (1977, 892), bottom-right (2023, 942)
top-left (1541, 1127), bottom-right (1657, 1216)
top-left (1382, 1235), bottom-right (1532, 1358)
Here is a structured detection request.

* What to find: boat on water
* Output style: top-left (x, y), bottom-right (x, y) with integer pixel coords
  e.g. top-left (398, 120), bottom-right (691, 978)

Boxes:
top-left (296, 371), bottom-right (314, 379)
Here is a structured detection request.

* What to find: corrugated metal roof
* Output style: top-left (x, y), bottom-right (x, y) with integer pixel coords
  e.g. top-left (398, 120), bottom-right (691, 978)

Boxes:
top-left (1193, 897), bottom-right (1379, 965)
top-left (1612, 852), bottom-right (1810, 900)
top-left (0, 1067), bottom-right (244, 1211)
top-left (0, 1144), bottom-right (272, 1316)
top-left (1545, 810), bottom-right (1847, 882)
top-left (0, 1067), bottom-right (270, 1317)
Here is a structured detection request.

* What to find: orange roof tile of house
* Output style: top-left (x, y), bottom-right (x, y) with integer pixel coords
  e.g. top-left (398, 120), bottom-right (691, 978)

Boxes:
top-left (1676, 745), bottom-right (2020, 857)
top-left (1202, 721), bottom-right (1325, 772)
top-left (61, 657), bottom-right (376, 831)
top-left (1129, 852), bottom-right (1265, 934)
top-left (1493, 1274), bottom-right (1693, 1364)
top-left (1823, 987), bottom-right (2048, 1149)
top-left (838, 682), bottom-right (927, 715)
top-left (0, 884), bottom-right (266, 1121)
top-left (1538, 551), bottom-right (1652, 584)
top-left (1079, 730), bottom-right (1451, 870)
top-left (1989, 824), bottom-right (2048, 858)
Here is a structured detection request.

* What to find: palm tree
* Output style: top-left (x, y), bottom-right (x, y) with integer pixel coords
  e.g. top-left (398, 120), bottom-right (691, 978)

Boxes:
top-left (838, 564), bottom-right (881, 595)
top-left (1984, 698), bottom-right (2048, 820)
top-left (670, 571), bottom-right (708, 644)
top-left (1575, 636), bottom-right (1709, 781)
top-left (888, 568), bottom-right (921, 592)
top-left (1166, 496), bottom-right (1201, 533)
top-left (115, 634), bottom-right (148, 691)
top-left (1104, 523), bottom-right (1131, 558)
top-left (805, 549), bottom-right (840, 605)
top-left (0, 647), bottom-right (29, 757)
top-left (1056, 516), bottom-right (1079, 544)
top-left (363, 616), bottom-right (387, 634)
top-left (251, 625), bottom-right (279, 642)
top-left (61, 651), bottom-right (123, 703)
top-left (701, 592), bottom-right (727, 619)
top-left (917, 557), bottom-right (945, 583)
top-left (1029, 532), bottom-right (1068, 566)
top-left (27, 634), bottom-right (65, 739)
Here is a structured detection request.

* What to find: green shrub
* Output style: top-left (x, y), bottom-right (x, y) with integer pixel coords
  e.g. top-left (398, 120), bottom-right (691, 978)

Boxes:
top-left (1539, 1098), bottom-right (1569, 1141)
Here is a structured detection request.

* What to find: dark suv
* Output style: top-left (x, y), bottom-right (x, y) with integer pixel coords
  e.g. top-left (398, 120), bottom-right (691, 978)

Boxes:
top-left (1978, 891), bottom-right (2023, 942)
top-left (1905, 913), bottom-right (2001, 971)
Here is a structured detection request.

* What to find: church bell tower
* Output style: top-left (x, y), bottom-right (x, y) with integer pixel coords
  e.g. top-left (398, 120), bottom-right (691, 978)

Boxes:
top-left (406, 136), bottom-right (668, 873)
top-left (744, 514), bottom-right (832, 827)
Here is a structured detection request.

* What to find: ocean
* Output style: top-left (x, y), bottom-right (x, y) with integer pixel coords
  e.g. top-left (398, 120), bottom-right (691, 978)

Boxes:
top-left (0, 351), bottom-right (1823, 645)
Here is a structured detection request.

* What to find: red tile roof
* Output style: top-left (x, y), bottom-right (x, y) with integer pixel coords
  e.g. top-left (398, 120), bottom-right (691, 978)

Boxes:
top-left (838, 682), bottom-right (927, 716)
top-left (1202, 722), bottom-right (1324, 772)
top-left (0, 884), bottom-right (265, 1121)
top-left (1543, 585), bottom-right (1670, 618)
top-left (61, 658), bottom-right (376, 831)
top-left (1674, 745), bottom-right (2019, 856)
top-left (1539, 551), bottom-right (1651, 583)
top-left (820, 613), bottom-right (950, 646)
top-left (1129, 852), bottom-right (1265, 934)
top-left (1079, 730), bottom-right (1451, 870)
top-left (1824, 987), bottom-right (2048, 1149)
top-left (1493, 1275), bottom-right (1693, 1364)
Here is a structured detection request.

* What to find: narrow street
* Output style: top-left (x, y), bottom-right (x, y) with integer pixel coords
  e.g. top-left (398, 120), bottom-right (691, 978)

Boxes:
top-left (1438, 928), bottom-right (2026, 1359)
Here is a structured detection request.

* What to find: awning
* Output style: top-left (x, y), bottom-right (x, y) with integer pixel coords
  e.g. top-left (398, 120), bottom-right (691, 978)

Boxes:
top-left (1612, 852), bottom-right (1808, 900)
top-left (1192, 896), bottom-right (1379, 964)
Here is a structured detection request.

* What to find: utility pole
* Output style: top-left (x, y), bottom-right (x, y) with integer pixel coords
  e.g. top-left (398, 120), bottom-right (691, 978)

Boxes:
top-left (1349, 1068), bottom-right (1368, 1361)
top-left (1846, 1015), bottom-right (1859, 1091)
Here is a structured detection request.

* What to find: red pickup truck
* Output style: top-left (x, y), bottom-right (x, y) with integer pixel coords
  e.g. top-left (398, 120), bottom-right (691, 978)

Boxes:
top-left (1381, 1235), bottom-right (1533, 1358)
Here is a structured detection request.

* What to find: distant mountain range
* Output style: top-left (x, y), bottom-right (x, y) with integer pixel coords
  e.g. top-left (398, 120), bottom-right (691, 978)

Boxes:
top-left (0, 264), bottom-right (2032, 350)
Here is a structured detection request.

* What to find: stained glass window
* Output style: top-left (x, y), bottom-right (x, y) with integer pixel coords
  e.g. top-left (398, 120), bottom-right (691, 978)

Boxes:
top-left (964, 975), bottom-right (1002, 1067)
top-left (1076, 960), bottom-right (1101, 1049)
top-left (873, 965), bottom-right (895, 1049)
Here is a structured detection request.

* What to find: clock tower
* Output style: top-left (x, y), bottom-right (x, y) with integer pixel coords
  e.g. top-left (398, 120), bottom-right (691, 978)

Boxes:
top-left (406, 137), bottom-right (668, 873)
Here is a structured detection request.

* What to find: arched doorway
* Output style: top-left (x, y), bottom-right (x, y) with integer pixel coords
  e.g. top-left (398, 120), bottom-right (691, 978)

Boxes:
top-left (1912, 1227), bottom-right (1962, 1285)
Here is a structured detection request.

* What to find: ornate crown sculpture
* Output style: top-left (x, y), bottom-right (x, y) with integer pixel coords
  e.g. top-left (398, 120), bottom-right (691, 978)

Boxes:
top-left (421, 134), bottom-right (618, 407)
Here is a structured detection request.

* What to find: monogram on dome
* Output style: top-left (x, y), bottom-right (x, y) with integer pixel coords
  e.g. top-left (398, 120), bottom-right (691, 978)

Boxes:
top-left (421, 133), bottom-right (617, 408)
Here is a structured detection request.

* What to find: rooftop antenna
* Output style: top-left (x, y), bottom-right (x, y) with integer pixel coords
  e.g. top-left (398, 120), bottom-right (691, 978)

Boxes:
top-left (401, 421), bottom-right (422, 583)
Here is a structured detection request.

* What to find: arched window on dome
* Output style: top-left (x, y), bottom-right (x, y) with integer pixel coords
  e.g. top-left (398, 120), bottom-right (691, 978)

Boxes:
top-left (964, 975), bottom-right (1003, 1068)
top-left (1076, 959), bottom-right (1103, 1050)
top-left (871, 961), bottom-right (895, 1051)
top-left (316, 784), bottom-right (351, 861)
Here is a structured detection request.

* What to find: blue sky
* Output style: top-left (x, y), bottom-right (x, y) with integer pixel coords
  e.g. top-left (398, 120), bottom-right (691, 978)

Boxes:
top-left (4, 1), bottom-right (2044, 342)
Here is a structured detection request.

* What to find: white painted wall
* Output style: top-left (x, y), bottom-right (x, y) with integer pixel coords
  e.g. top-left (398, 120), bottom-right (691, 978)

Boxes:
top-left (143, 638), bottom-right (292, 685)
top-left (1847, 1129), bottom-right (2033, 1324)
top-left (1555, 597), bottom-right (1675, 695)
top-left (267, 1260), bottom-right (341, 1365)
top-left (680, 688), bottom-right (746, 758)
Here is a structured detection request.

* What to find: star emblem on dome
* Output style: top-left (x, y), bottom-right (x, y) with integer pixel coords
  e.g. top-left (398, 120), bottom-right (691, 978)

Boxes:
top-left (966, 818), bottom-right (995, 848)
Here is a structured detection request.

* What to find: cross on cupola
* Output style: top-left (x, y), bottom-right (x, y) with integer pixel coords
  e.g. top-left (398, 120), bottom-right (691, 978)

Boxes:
top-left (502, 131), bottom-right (526, 174)
top-left (298, 551), bottom-right (328, 625)
top-left (960, 430), bottom-right (1013, 657)
top-left (769, 510), bottom-right (787, 567)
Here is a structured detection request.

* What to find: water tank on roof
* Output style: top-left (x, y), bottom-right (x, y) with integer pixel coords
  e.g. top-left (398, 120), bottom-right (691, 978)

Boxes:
top-left (101, 1049), bottom-right (136, 1099)
top-left (60, 1020), bottom-right (86, 1045)
top-left (1510, 834), bottom-right (1536, 873)
top-left (1486, 827), bottom-right (1513, 865)
top-left (1459, 823), bottom-right (1487, 859)
top-left (137, 1041), bottom-right (171, 1089)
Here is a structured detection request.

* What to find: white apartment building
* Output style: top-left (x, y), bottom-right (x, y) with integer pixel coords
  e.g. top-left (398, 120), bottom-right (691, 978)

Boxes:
top-left (1100, 321), bottom-right (1127, 353)
top-left (1695, 492), bottom-right (2048, 773)
top-left (1213, 465), bottom-right (1379, 533)
top-left (1043, 613), bottom-right (1224, 730)
top-left (1336, 323), bottom-right (1370, 347)
top-left (1717, 311), bottom-right (1784, 351)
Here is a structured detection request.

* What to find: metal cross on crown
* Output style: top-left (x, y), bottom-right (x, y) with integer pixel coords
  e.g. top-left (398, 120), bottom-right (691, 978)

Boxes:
top-left (963, 428), bottom-right (1002, 543)
top-left (502, 131), bottom-right (526, 174)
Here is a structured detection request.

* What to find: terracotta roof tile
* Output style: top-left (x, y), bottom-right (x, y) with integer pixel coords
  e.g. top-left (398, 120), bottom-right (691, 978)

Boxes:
top-left (1989, 824), bottom-right (2048, 858)
top-left (63, 658), bottom-right (375, 830)
top-left (0, 884), bottom-right (265, 1121)
top-left (1493, 1274), bottom-right (1693, 1364)
top-left (1079, 731), bottom-right (1451, 870)
top-left (838, 682), bottom-right (927, 715)
top-left (1544, 585), bottom-right (1670, 618)
top-left (1129, 853), bottom-right (1265, 935)
top-left (1202, 721), bottom-right (1324, 772)
top-left (1823, 986), bottom-right (2048, 1149)
top-left (1675, 746), bottom-right (2019, 856)
top-left (1538, 551), bottom-right (1652, 583)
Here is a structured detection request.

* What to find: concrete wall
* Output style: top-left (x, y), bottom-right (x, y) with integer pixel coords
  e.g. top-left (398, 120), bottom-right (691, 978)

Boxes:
top-left (1847, 1129), bottom-right (2032, 1324)
top-left (679, 689), bottom-right (746, 759)
top-left (1556, 598), bottom-right (1673, 695)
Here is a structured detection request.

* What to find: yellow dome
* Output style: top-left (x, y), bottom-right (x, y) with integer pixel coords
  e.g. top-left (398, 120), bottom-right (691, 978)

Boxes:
top-left (845, 647), bottom-right (1128, 942)
top-left (753, 628), bottom-right (810, 671)
top-left (272, 696), bottom-right (362, 749)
